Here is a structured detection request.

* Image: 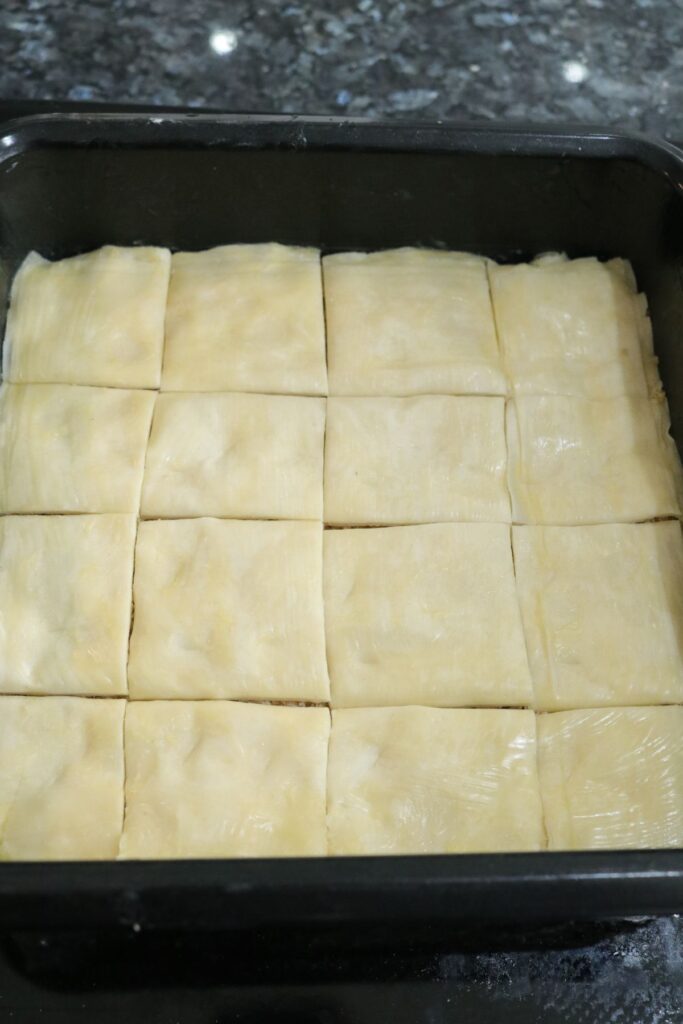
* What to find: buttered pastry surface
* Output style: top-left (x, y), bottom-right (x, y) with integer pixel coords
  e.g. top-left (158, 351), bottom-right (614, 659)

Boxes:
top-left (1, 245), bottom-right (681, 860)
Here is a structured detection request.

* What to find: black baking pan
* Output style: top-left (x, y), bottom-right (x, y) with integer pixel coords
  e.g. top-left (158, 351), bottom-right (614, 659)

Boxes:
top-left (0, 113), bottom-right (682, 936)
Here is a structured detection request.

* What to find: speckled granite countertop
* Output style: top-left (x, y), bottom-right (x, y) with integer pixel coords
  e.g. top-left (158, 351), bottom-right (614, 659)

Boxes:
top-left (1, 0), bottom-right (682, 139)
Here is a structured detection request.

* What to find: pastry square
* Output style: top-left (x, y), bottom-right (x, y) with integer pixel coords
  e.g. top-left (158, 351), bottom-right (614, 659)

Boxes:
top-left (327, 707), bottom-right (544, 854)
top-left (3, 247), bottom-right (170, 388)
top-left (538, 706), bottom-right (683, 850)
top-left (324, 249), bottom-right (505, 396)
top-left (0, 515), bottom-right (136, 696)
top-left (507, 395), bottom-right (683, 524)
top-left (120, 701), bottom-right (329, 858)
top-left (324, 396), bottom-right (509, 525)
top-left (513, 523), bottom-right (683, 711)
top-left (323, 523), bottom-right (532, 707)
top-left (0, 696), bottom-right (125, 860)
top-left (141, 392), bottom-right (325, 520)
top-left (128, 519), bottom-right (329, 701)
top-left (161, 244), bottom-right (327, 394)
top-left (489, 254), bottom-right (660, 398)
top-left (0, 384), bottom-right (155, 514)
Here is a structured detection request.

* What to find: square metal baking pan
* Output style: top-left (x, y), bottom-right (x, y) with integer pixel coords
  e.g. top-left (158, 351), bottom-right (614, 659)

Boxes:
top-left (0, 113), bottom-right (681, 934)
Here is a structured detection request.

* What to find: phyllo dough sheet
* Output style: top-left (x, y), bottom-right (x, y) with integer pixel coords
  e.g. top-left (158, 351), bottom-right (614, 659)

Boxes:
top-left (3, 246), bottom-right (170, 389)
top-left (161, 244), bottom-right (327, 394)
top-left (513, 522), bottom-right (683, 711)
top-left (141, 391), bottom-right (325, 520)
top-left (490, 254), bottom-right (659, 399)
top-left (0, 242), bottom-right (680, 863)
top-left (324, 248), bottom-right (505, 396)
top-left (0, 514), bottom-right (136, 696)
top-left (507, 395), bottom-right (683, 524)
top-left (324, 523), bottom-right (532, 708)
top-left (0, 696), bottom-right (125, 861)
top-left (128, 518), bottom-right (330, 702)
top-left (0, 383), bottom-right (155, 514)
top-left (538, 706), bottom-right (683, 850)
top-left (327, 707), bottom-right (544, 854)
top-left (323, 395), bottom-right (509, 525)
top-left (120, 701), bottom-right (329, 858)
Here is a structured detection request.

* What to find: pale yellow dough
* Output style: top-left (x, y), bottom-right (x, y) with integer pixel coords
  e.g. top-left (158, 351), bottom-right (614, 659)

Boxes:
top-left (161, 244), bottom-right (327, 394)
top-left (324, 523), bottom-right (532, 707)
top-left (327, 707), bottom-right (544, 854)
top-left (128, 519), bottom-right (329, 701)
top-left (513, 523), bottom-right (683, 710)
top-left (538, 706), bottom-right (683, 850)
top-left (0, 383), bottom-right (155, 514)
top-left (120, 701), bottom-right (329, 858)
top-left (323, 248), bottom-right (505, 396)
top-left (3, 247), bottom-right (170, 388)
top-left (507, 395), bottom-right (683, 524)
top-left (141, 392), bottom-right (325, 520)
top-left (0, 696), bottom-right (125, 860)
top-left (0, 515), bottom-right (136, 696)
top-left (489, 254), bottom-right (660, 398)
top-left (324, 396), bottom-right (509, 525)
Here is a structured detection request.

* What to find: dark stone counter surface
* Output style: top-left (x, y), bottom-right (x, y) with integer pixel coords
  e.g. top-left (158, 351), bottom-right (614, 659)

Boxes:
top-left (1, 0), bottom-right (682, 139)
